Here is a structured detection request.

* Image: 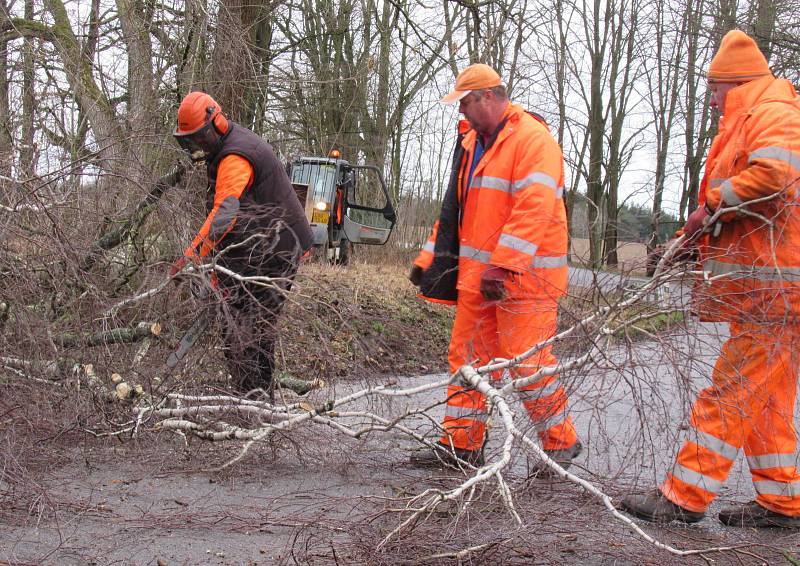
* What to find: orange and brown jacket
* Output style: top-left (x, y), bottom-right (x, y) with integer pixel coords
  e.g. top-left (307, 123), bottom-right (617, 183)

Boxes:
top-left (414, 103), bottom-right (568, 303)
top-left (695, 75), bottom-right (800, 322)
top-left (185, 122), bottom-right (313, 272)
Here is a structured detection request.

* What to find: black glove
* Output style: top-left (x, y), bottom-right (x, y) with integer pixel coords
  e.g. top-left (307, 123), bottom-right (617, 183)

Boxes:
top-left (479, 266), bottom-right (509, 301)
top-left (409, 265), bottom-right (424, 286)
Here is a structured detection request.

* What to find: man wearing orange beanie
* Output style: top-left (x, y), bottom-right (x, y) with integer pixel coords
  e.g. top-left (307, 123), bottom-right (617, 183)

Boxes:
top-left (621, 30), bottom-right (800, 528)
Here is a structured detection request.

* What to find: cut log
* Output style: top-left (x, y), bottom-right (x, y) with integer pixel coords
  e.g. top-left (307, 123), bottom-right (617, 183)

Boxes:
top-left (1, 356), bottom-right (81, 376)
top-left (276, 374), bottom-right (324, 396)
top-left (57, 321), bottom-right (161, 348)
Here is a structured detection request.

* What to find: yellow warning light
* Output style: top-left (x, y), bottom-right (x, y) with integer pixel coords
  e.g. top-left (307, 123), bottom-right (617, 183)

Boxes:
top-left (329, 149), bottom-right (341, 158)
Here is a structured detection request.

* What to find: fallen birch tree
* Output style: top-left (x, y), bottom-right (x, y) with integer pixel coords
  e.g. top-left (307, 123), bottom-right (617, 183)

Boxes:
top-left (115, 227), bottom-right (751, 558)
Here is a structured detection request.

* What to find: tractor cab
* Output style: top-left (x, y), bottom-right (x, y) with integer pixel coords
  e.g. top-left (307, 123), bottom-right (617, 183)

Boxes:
top-left (290, 151), bottom-right (396, 263)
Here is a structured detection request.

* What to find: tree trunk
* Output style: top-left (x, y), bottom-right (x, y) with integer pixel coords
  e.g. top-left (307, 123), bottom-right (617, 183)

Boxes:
top-left (20, 0), bottom-right (35, 178)
top-left (44, 0), bottom-right (125, 169)
top-left (750, 0), bottom-right (777, 58)
top-left (586, 0), bottom-right (605, 268)
top-left (176, 0), bottom-right (208, 96)
top-left (116, 0), bottom-right (155, 135)
top-left (0, 0), bottom-right (12, 179)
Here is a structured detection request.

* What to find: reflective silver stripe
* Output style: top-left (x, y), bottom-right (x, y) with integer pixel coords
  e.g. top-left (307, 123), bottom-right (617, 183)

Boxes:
top-left (670, 464), bottom-right (723, 493)
top-left (517, 380), bottom-right (563, 402)
top-left (444, 404), bottom-right (489, 422)
top-left (497, 234), bottom-right (539, 257)
top-left (512, 172), bottom-right (558, 194)
top-left (534, 409), bottom-right (568, 432)
top-left (422, 241), bottom-right (435, 253)
top-left (748, 453), bottom-right (799, 470)
top-left (709, 178), bottom-right (726, 188)
top-left (690, 429), bottom-right (740, 461)
top-left (719, 179), bottom-right (743, 206)
top-left (749, 146), bottom-right (800, 171)
top-left (209, 196), bottom-right (240, 240)
top-left (532, 255), bottom-right (568, 269)
top-left (471, 176), bottom-right (511, 193)
top-left (556, 186), bottom-right (564, 198)
top-left (753, 479), bottom-right (800, 497)
top-left (703, 259), bottom-right (800, 282)
top-left (459, 244), bottom-right (492, 264)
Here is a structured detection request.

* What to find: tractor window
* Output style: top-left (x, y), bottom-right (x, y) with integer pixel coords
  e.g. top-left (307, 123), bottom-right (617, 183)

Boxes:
top-left (290, 161), bottom-right (337, 207)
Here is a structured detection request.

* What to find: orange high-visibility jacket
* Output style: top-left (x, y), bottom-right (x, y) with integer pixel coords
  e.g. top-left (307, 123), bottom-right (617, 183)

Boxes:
top-left (415, 103), bottom-right (568, 301)
top-left (414, 220), bottom-right (438, 271)
top-left (695, 76), bottom-right (800, 322)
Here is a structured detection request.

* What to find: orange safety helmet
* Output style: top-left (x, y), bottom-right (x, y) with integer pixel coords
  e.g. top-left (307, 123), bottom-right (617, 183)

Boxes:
top-left (173, 91), bottom-right (229, 162)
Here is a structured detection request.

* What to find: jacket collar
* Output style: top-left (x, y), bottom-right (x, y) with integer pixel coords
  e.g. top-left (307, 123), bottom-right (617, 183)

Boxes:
top-left (461, 102), bottom-right (525, 150)
top-left (207, 121), bottom-right (235, 165)
top-left (721, 75), bottom-right (776, 125)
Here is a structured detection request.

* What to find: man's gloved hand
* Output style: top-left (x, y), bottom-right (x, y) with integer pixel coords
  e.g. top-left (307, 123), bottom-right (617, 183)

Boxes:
top-left (170, 254), bottom-right (200, 281)
top-left (480, 266), bottom-right (510, 301)
top-left (660, 237), bottom-right (698, 266)
top-left (170, 256), bottom-right (189, 278)
top-left (409, 265), bottom-right (424, 287)
top-left (682, 205), bottom-right (712, 239)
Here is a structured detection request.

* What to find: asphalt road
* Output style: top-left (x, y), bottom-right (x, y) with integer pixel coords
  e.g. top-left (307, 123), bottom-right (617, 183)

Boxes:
top-left (568, 265), bottom-right (650, 291)
top-left (3, 287), bottom-right (798, 564)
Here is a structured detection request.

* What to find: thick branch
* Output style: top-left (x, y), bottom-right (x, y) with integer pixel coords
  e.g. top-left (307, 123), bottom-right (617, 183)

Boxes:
top-left (57, 321), bottom-right (161, 348)
top-left (0, 17), bottom-right (55, 42)
top-left (81, 164), bottom-right (185, 271)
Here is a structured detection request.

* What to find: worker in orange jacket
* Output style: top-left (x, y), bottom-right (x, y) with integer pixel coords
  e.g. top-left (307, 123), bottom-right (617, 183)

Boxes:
top-left (409, 64), bottom-right (582, 470)
top-left (621, 30), bottom-right (800, 528)
top-left (172, 92), bottom-right (313, 393)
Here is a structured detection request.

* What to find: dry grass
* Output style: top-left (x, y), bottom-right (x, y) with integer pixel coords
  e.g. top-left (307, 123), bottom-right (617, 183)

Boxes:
top-left (277, 261), bottom-right (454, 380)
top-left (570, 237), bottom-right (648, 274)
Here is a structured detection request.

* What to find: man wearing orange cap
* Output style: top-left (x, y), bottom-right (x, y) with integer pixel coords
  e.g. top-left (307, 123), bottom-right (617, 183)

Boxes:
top-left (409, 64), bottom-right (582, 472)
top-left (172, 91), bottom-right (313, 393)
top-left (621, 30), bottom-right (800, 527)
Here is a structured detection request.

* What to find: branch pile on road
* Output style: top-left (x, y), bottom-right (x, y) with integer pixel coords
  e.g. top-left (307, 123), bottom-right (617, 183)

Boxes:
top-left (119, 243), bottom-right (736, 558)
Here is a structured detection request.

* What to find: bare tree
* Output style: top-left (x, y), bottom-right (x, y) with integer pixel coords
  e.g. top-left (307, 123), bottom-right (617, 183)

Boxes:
top-left (0, 0), bottom-right (13, 179)
top-left (601, 0), bottom-right (644, 266)
top-left (564, 0), bottom-right (645, 267)
top-left (677, 0), bottom-right (714, 219)
top-left (643, 0), bottom-right (690, 273)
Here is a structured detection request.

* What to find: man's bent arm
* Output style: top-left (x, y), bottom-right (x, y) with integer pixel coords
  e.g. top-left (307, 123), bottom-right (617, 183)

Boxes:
top-left (185, 154), bottom-right (253, 258)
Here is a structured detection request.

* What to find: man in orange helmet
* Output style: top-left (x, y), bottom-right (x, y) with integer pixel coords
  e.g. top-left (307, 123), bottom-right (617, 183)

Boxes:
top-left (621, 30), bottom-right (800, 528)
top-left (172, 91), bottom-right (313, 393)
top-left (409, 64), bottom-right (582, 472)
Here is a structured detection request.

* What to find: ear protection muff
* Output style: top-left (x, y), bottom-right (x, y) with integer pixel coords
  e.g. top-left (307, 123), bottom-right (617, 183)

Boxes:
top-left (208, 107), bottom-right (229, 135)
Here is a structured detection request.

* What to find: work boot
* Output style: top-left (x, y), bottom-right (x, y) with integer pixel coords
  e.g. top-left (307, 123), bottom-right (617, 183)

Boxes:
top-left (528, 440), bottom-right (583, 478)
top-left (619, 489), bottom-right (705, 524)
top-left (409, 443), bottom-right (484, 469)
top-left (718, 501), bottom-right (800, 528)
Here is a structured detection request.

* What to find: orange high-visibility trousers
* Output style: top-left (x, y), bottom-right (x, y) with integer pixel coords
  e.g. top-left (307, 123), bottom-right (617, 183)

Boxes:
top-left (440, 291), bottom-right (578, 452)
top-left (661, 323), bottom-right (800, 516)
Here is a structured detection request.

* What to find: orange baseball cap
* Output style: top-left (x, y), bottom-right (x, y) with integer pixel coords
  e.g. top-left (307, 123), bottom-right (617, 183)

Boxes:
top-left (707, 30), bottom-right (771, 83)
top-left (441, 63), bottom-right (503, 104)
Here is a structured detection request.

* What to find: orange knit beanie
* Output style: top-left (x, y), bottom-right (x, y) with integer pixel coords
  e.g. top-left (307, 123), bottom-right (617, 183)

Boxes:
top-left (707, 30), bottom-right (771, 82)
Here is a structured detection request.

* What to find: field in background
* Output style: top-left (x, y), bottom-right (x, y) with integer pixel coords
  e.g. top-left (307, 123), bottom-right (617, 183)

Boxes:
top-left (364, 234), bottom-right (650, 276)
top-left (569, 238), bottom-right (648, 274)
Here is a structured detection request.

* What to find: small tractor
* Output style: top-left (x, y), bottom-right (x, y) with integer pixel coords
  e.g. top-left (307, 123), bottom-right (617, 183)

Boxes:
top-left (290, 150), bottom-right (396, 264)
